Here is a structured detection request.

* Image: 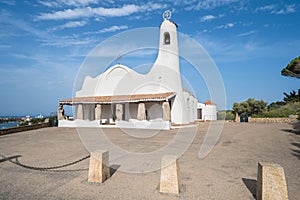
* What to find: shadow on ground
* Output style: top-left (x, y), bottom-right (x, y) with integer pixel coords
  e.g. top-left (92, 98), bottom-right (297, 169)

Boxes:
top-left (281, 122), bottom-right (300, 135)
top-left (280, 122), bottom-right (300, 159)
top-left (110, 164), bottom-right (121, 176)
top-left (242, 178), bottom-right (256, 199)
top-left (291, 143), bottom-right (300, 160)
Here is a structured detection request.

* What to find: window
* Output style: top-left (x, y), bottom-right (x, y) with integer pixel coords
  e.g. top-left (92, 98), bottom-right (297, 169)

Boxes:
top-left (164, 32), bottom-right (170, 45)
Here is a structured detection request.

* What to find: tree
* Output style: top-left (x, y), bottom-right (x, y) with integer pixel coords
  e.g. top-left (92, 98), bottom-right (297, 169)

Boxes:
top-left (232, 98), bottom-right (267, 116)
top-left (283, 89), bottom-right (300, 103)
top-left (267, 101), bottom-right (286, 110)
top-left (281, 56), bottom-right (300, 78)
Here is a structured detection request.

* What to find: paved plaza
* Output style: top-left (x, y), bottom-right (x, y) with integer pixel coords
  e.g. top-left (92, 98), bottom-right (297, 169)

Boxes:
top-left (0, 122), bottom-right (299, 199)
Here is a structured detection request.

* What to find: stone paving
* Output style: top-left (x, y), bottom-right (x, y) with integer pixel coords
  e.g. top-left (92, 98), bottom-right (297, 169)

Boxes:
top-left (0, 122), bottom-right (299, 199)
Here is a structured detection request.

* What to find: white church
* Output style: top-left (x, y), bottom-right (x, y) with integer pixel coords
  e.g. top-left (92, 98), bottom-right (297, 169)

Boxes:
top-left (58, 11), bottom-right (217, 129)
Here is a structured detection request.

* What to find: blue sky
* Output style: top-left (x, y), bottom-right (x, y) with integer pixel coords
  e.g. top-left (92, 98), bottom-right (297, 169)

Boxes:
top-left (0, 0), bottom-right (299, 116)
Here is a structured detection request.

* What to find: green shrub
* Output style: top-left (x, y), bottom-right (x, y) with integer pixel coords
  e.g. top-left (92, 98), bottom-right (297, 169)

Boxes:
top-left (19, 121), bottom-right (29, 126)
top-left (217, 110), bottom-right (235, 120)
top-left (253, 102), bottom-right (300, 118)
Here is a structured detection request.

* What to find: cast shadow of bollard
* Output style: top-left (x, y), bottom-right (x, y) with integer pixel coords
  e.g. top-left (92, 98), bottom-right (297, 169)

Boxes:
top-left (242, 178), bottom-right (256, 199)
top-left (290, 142), bottom-right (300, 160)
top-left (110, 164), bottom-right (121, 177)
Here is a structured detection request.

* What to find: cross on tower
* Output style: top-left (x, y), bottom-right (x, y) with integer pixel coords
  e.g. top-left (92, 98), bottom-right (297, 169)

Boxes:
top-left (163, 10), bottom-right (172, 20)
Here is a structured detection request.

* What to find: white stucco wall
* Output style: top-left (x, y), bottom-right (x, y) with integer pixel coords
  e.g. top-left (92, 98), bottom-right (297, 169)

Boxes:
top-left (198, 103), bottom-right (217, 121)
top-left (193, 98), bottom-right (198, 121)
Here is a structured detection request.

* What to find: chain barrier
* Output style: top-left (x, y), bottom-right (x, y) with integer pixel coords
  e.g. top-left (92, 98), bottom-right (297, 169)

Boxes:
top-left (0, 153), bottom-right (90, 172)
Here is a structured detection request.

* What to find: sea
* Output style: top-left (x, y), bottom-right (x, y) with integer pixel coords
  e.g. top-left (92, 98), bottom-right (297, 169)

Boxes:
top-left (0, 116), bottom-right (24, 130)
top-left (0, 122), bottom-right (20, 130)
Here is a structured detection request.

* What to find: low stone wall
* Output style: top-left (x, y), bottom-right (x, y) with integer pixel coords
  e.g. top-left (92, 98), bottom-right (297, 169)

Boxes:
top-left (248, 117), bottom-right (297, 123)
top-left (0, 122), bottom-right (50, 136)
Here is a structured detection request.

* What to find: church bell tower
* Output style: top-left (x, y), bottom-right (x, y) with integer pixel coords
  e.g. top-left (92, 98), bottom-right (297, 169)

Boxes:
top-left (151, 10), bottom-right (189, 124)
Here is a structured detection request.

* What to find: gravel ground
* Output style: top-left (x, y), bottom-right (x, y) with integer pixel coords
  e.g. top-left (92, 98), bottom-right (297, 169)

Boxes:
top-left (0, 122), bottom-right (299, 200)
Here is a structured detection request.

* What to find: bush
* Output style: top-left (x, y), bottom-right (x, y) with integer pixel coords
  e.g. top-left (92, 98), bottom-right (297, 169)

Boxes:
top-left (252, 102), bottom-right (300, 118)
top-left (217, 110), bottom-right (235, 120)
top-left (48, 115), bottom-right (58, 126)
top-left (18, 118), bottom-right (46, 126)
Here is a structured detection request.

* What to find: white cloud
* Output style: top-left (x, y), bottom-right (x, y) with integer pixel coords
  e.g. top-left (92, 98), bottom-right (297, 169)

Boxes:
top-left (255, 4), bottom-right (296, 15)
top-left (0, 11), bottom-right (49, 38)
top-left (185, 0), bottom-right (239, 11)
top-left (37, 7), bottom-right (94, 20)
top-left (215, 23), bottom-right (234, 29)
top-left (274, 4), bottom-right (296, 14)
top-left (200, 15), bottom-right (216, 22)
top-left (98, 25), bottom-right (128, 33)
top-left (237, 30), bottom-right (256, 37)
top-left (38, 0), bottom-right (100, 7)
top-left (0, 0), bottom-right (15, 5)
top-left (56, 20), bottom-right (88, 30)
top-left (0, 11), bottom-right (96, 47)
top-left (36, 3), bottom-right (166, 20)
top-left (40, 35), bottom-right (97, 47)
top-left (255, 4), bottom-right (276, 12)
top-left (38, 1), bottom-right (59, 7)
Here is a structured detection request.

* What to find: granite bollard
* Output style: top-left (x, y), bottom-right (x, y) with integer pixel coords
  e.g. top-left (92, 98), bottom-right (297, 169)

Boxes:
top-left (256, 162), bottom-right (289, 200)
top-left (88, 150), bottom-right (110, 183)
top-left (159, 155), bottom-right (181, 195)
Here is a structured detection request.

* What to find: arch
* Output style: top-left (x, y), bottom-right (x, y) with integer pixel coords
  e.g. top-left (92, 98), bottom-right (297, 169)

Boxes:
top-left (164, 32), bottom-right (170, 45)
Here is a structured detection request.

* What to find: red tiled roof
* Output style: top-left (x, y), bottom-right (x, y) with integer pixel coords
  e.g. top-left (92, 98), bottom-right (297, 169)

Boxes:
top-left (60, 92), bottom-right (176, 105)
top-left (204, 100), bottom-right (215, 105)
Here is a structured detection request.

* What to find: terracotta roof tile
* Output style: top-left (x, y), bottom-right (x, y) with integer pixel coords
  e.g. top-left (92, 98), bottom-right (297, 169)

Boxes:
top-left (60, 92), bottom-right (176, 104)
top-left (204, 100), bottom-right (215, 105)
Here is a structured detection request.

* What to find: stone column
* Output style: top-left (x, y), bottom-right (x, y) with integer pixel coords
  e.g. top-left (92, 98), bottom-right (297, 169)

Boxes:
top-left (256, 162), bottom-right (288, 200)
top-left (76, 104), bottom-right (83, 120)
top-left (137, 103), bottom-right (146, 120)
top-left (57, 104), bottom-right (65, 120)
top-left (162, 101), bottom-right (171, 121)
top-left (160, 155), bottom-right (181, 195)
top-left (116, 104), bottom-right (123, 121)
top-left (88, 150), bottom-right (110, 183)
top-left (95, 104), bottom-right (102, 120)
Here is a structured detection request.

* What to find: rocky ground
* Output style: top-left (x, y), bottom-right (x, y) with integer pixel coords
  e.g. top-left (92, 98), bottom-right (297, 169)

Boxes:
top-left (0, 122), bottom-right (299, 200)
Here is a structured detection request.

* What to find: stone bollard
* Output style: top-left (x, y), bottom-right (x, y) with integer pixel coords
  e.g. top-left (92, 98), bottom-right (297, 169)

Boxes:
top-left (159, 155), bottom-right (181, 195)
top-left (88, 150), bottom-right (110, 183)
top-left (256, 162), bottom-right (289, 200)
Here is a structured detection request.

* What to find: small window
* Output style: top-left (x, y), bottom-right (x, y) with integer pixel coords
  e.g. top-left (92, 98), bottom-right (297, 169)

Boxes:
top-left (164, 32), bottom-right (170, 45)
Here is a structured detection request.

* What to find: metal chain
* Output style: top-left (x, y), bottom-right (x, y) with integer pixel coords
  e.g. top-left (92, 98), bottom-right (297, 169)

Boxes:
top-left (0, 153), bottom-right (90, 171)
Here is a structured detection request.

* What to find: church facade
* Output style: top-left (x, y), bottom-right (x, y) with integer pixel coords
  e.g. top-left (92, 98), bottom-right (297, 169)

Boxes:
top-left (58, 13), bottom-right (217, 129)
